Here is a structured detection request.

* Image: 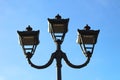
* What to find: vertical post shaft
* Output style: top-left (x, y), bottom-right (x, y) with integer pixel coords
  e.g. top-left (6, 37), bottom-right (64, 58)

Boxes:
top-left (56, 59), bottom-right (62, 80)
top-left (55, 39), bottom-right (63, 80)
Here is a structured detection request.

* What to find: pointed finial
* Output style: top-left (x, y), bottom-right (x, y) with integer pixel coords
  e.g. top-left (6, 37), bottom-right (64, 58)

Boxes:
top-left (26, 25), bottom-right (32, 31)
top-left (84, 24), bottom-right (91, 30)
top-left (55, 14), bottom-right (61, 19)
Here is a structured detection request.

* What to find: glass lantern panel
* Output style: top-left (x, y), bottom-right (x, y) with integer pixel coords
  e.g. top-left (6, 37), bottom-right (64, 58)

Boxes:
top-left (76, 35), bottom-right (96, 44)
top-left (48, 23), bottom-right (67, 33)
top-left (82, 35), bottom-right (96, 44)
top-left (20, 36), bottom-right (38, 45)
top-left (53, 24), bottom-right (66, 33)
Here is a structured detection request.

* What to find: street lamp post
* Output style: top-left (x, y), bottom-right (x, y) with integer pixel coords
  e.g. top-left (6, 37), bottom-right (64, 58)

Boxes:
top-left (17, 14), bottom-right (100, 80)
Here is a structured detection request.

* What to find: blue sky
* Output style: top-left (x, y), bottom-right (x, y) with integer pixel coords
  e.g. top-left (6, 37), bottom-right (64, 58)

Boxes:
top-left (0, 0), bottom-right (120, 80)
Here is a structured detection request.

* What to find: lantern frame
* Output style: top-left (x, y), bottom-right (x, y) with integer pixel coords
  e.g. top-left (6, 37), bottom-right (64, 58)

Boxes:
top-left (48, 14), bottom-right (69, 42)
top-left (77, 25), bottom-right (100, 56)
top-left (17, 25), bottom-right (39, 57)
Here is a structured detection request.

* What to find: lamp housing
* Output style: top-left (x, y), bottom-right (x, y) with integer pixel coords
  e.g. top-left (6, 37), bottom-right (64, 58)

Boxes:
top-left (17, 27), bottom-right (39, 46)
top-left (76, 25), bottom-right (100, 56)
top-left (48, 14), bottom-right (69, 42)
top-left (48, 14), bottom-right (69, 33)
top-left (17, 25), bottom-right (39, 56)
top-left (77, 25), bottom-right (99, 44)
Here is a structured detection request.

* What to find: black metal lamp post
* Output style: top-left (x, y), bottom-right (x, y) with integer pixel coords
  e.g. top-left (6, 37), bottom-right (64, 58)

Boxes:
top-left (17, 14), bottom-right (100, 80)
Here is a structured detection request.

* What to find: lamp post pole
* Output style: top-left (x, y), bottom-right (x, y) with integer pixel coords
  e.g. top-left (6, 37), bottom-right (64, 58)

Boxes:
top-left (55, 40), bottom-right (62, 80)
top-left (17, 14), bottom-right (100, 80)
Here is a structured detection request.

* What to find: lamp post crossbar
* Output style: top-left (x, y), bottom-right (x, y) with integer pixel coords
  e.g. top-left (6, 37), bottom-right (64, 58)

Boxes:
top-left (27, 39), bottom-right (91, 80)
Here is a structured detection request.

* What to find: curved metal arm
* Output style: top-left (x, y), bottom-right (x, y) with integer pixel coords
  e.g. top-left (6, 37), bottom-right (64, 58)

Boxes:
top-left (27, 53), bottom-right (55, 69)
top-left (62, 53), bottom-right (90, 69)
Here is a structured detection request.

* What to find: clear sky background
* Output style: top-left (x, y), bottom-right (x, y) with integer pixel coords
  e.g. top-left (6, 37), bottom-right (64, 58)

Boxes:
top-left (0, 0), bottom-right (120, 80)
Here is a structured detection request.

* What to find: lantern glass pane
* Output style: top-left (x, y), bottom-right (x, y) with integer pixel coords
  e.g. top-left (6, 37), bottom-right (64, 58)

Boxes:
top-left (19, 36), bottom-right (39, 45)
top-left (53, 24), bottom-right (66, 33)
top-left (48, 22), bottom-right (52, 33)
top-left (22, 36), bottom-right (34, 45)
top-left (77, 35), bottom-right (96, 44)
top-left (82, 35), bottom-right (96, 44)
top-left (48, 23), bottom-right (67, 33)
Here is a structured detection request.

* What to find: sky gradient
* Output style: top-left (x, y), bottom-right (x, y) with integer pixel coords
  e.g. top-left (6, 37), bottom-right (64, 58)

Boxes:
top-left (0, 0), bottom-right (120, 80)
